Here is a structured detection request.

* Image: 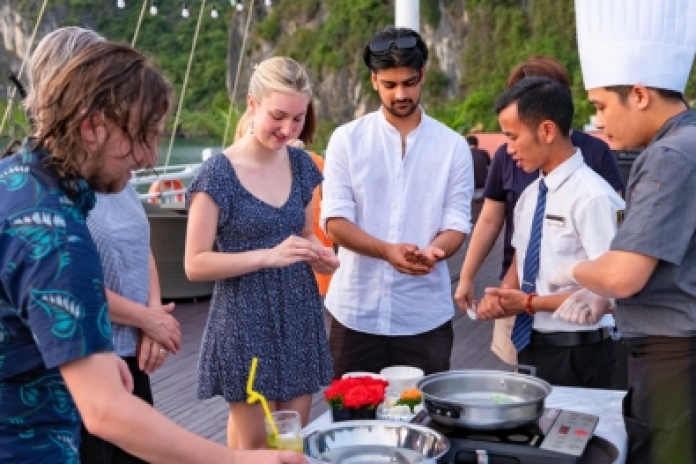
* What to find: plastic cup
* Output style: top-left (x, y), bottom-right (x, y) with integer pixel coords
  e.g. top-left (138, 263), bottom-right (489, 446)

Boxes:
top-left (379, 366), bottom-right (424, 393)
top-left (265, 410), bottom-right (303, 452)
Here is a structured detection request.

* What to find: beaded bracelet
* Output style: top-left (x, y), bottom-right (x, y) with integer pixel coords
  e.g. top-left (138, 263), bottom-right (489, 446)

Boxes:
top-left (525, 292), bottom-right (537, 316)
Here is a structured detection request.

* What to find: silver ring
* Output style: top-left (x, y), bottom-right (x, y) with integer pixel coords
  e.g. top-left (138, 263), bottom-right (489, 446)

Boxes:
top-left (159, 348), bottom-right (167, 355)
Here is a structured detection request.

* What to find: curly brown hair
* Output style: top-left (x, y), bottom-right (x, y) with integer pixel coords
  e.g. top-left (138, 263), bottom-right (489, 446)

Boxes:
top-left (25, 27), bottom-right (105, 125)
top-left (33, 41), bottom-right (173, 178)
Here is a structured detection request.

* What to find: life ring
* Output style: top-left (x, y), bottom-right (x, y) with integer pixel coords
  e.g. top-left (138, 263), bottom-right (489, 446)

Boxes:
top-left (148, 179), bottom-right (185, 204)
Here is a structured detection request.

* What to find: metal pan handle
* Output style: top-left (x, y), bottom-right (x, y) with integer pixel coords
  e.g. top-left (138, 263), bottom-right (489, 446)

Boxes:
top-left (510, 363), bottom-right (537, 377)
top-left (424, 398), bottom-right (462, 419)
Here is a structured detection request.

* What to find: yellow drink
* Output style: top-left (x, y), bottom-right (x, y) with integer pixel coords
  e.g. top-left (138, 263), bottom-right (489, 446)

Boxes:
top-left (267, 432), bottom-right (304, 452)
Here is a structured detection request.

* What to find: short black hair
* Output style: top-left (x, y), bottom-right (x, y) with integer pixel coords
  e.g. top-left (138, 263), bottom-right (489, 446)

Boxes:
top-left (363, 26), bottom-right (428, 72)
top-left (495, 77), bottom-right (573, 137)
top-left (465, 135), bottom-right (479, 147)
top-left (605, 85), bottom-right (685, 104)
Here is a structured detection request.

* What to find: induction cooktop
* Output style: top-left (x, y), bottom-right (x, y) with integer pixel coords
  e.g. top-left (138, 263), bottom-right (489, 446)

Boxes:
top-left (411, 408), bottom-right (599, 464)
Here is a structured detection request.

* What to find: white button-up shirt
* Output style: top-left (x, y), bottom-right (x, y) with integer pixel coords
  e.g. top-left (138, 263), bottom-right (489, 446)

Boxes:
top-left (512, 150), bottom-right (625, 332)
top-left (321, 109), bottom-right (473, 336)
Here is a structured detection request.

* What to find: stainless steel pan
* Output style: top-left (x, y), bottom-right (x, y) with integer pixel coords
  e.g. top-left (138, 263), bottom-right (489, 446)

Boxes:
top-left (417, 368), bottom-right (552, 430)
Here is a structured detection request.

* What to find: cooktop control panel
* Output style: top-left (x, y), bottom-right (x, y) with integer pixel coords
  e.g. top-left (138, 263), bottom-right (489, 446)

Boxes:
top-left (540, 409), bottom-right (599, 456)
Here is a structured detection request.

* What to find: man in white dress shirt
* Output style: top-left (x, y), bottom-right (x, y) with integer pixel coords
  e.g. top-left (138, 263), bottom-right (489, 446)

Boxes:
top-left (476, 77), bottom-right (624, 388)
top-left (321, 26), bottom-right (473, 377)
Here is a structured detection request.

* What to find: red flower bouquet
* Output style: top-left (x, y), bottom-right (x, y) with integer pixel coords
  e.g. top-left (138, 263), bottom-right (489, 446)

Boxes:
top-left (324, 376), bottom-right (389, 421)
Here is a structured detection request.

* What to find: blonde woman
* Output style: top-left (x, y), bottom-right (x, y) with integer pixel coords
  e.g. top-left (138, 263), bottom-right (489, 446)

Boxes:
top-left (185, 57), bottom-right (338, 449)
top-left (233, 99), bottom-right (334, 299)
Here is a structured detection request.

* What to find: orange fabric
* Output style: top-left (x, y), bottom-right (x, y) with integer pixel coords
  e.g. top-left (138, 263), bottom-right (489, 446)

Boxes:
top-left (309, 152), bottom-right (333, 296)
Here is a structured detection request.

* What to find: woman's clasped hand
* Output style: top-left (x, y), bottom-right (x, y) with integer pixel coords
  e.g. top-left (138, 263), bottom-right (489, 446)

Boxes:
top-left (266, 235), bottom-right (339, 274)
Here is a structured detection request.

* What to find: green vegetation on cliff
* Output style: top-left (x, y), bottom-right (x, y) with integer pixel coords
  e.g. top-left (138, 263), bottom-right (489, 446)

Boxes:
top-left (441, 0), bottom-right (696, 133)
top-left (63, 0), bottom-right (233, 140)
top-left (8, 0), bottom-right (696, 147)
top-left (451, 0), bottom-right (591, 131)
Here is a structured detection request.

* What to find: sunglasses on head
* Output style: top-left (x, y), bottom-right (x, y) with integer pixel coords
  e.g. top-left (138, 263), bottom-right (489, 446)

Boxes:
top-left (368, 36), bottom-right (418, 54)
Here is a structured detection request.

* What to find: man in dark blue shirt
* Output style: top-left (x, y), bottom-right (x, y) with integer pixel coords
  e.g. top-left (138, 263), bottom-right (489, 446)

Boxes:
top-left (0, 144), bottom-right (113, 463)
top-left (454, 56), bottom-right (624, 367)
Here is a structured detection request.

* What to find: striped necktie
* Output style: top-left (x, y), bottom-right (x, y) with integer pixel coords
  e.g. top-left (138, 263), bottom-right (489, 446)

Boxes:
top-left (511, 179), bottom-right (548, 351)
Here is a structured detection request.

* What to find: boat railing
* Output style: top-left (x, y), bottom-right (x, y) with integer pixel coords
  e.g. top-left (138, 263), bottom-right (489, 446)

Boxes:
top-left (131, 162), bottom-right (214, 299)
top-left (130, 163), bottom-right (201, 186)
top-left (130, 163), bottom-right (201, 203)
top-left (138, 189), bottom-right (188, 202)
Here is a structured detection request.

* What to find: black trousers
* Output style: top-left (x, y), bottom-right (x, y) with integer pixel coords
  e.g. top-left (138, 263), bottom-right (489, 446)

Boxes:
top-left (623, 337), bottom-right (696, 464)
top-left (329, 315), bottom-right (453, 378)
top-left (80, 356), bottom-right (153, 464)
top-left (518, 335), bottom-right (615, 388)
top-left (610, 337), bottom-right (629, 390)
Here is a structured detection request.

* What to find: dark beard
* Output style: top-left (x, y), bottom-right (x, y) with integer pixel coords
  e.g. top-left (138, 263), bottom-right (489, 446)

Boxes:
top-left (85, 161), bottom-right (126, 194)
top-left (87, 173), bottom-right (125, 193)
top-left (383, 98), bottom-right (419, 118)
top-left (83, 148), bottom-right (131, 193)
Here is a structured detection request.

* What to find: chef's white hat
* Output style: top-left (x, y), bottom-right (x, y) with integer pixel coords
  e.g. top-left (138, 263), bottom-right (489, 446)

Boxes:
top-left (576, 0), bottom-right (696, 92)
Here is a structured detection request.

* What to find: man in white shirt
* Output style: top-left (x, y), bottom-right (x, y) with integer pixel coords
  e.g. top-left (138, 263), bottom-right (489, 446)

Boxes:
top-left (321, 26), bottom-right (473, 377)
top-left (476, 77), bottom-right (624, 388)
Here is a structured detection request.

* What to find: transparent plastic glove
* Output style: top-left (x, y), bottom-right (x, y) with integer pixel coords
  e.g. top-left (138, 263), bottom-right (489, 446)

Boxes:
top-left (553, 288), bottom-right (613, 325)
top-left (548, 260), bottom-right (582, 290)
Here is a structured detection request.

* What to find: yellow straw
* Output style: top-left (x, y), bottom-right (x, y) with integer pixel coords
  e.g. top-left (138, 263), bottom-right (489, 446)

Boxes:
top-left (246, 357), bottom-right (279, 436)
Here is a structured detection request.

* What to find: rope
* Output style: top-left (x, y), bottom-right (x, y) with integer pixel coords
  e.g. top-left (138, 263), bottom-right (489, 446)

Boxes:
top-left (0, 0), bottom-right (50, 136)
top-left (221, 0), bottom-right (255, 149)
top-left (162, 0), bottom-right (207, 172)
top-left (131, 0), bottom-right (149, 47)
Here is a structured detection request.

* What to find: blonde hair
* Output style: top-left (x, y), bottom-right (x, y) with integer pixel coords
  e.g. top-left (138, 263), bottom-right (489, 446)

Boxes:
top-left (234, 110), bottom-right (251, 142)
top-left (248, 57), bottom-right (316, 144)
top-left (25, 27), bottom-right (105, 124)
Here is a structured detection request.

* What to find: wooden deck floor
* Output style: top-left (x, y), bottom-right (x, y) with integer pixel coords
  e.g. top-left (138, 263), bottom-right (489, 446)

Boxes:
top-left (150, 232), bottom-right (508, 443)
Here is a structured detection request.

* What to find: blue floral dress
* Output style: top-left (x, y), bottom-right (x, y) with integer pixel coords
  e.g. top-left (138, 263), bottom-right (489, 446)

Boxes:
top-left (187, 147), bottom-right (333, 402)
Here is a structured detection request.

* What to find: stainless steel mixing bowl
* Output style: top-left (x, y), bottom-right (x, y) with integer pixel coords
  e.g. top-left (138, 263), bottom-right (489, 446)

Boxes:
top-left (304, 420), bottom-right (450, 463)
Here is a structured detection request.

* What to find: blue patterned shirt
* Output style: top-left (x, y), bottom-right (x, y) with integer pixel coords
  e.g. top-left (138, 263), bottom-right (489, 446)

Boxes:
top-left (0, 143), bottom-right (114, 463)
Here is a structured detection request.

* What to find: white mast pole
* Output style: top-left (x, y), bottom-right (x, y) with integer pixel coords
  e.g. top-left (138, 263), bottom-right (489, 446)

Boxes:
top-left (395, 0), bottom-right (419, 32)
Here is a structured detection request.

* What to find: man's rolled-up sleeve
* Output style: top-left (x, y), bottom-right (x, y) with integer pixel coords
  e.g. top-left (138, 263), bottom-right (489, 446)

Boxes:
top-left (321, 128), bottom-right (356, 231)
top-left (441, 139), bottom-right (473, 234)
